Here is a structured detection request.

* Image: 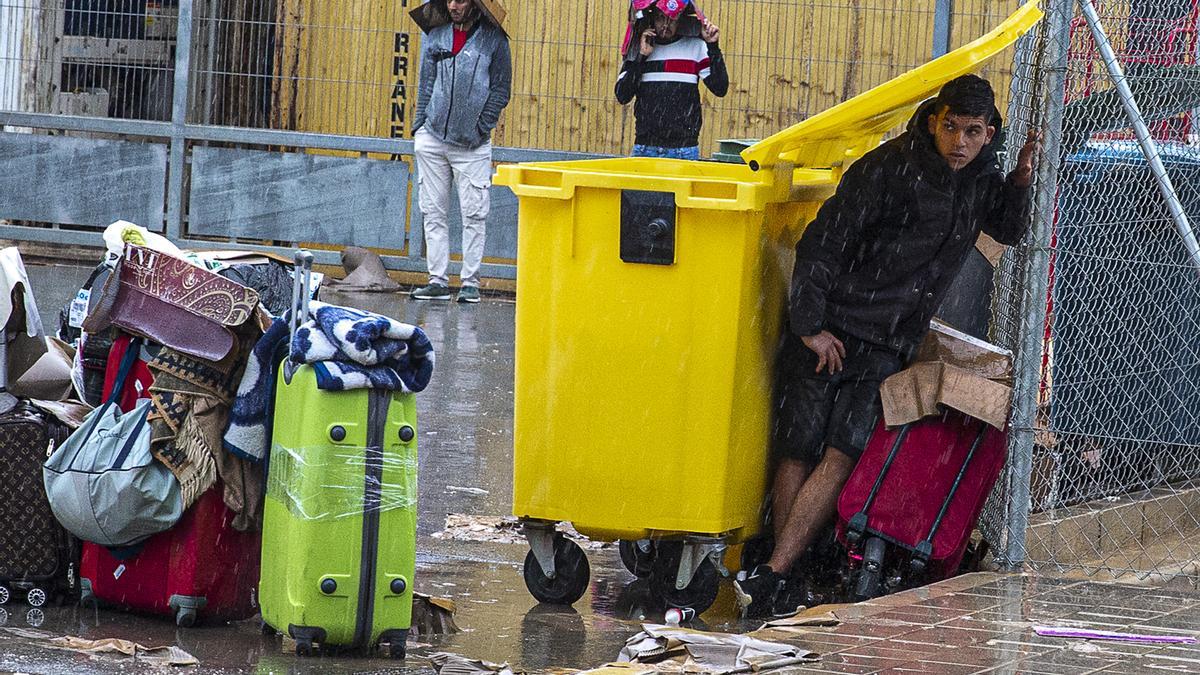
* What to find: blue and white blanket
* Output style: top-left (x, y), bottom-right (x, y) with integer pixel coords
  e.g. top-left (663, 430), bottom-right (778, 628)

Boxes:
top-left (223, 302), bottom-right (435, 461)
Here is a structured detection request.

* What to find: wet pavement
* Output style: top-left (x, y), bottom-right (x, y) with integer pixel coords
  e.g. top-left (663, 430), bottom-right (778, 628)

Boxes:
top-left (3, 260), bottom-right (1200, 674)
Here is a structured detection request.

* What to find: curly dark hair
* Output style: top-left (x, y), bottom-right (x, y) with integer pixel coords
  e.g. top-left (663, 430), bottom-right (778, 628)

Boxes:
top-left (933, 74), bottom-right (996, 124)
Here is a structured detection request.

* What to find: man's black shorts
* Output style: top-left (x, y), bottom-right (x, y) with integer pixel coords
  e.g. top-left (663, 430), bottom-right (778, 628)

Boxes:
top-left (772, 331), bottom-right (903, 464)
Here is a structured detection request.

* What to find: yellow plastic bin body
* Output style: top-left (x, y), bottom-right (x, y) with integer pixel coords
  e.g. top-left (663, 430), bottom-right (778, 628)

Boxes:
top-left (500, 159), bottom-right (835, 544)
top-left (494, 1), bottom-right (1041, 608)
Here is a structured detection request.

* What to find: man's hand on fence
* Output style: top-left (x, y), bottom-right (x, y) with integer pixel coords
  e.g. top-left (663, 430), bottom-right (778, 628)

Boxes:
top-left (1012, 128), bottom-right (1040, 188)
top-left (802, 330), bottom-right (846, 375)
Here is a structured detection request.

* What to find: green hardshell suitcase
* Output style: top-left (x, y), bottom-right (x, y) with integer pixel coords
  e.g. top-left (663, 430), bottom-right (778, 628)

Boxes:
top-left (258, 252), bottom-right (418, 658)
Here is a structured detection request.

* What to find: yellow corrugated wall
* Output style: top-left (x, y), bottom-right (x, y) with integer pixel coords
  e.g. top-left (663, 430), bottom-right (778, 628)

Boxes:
top-left (269, 0), bottom-right (1022, 153)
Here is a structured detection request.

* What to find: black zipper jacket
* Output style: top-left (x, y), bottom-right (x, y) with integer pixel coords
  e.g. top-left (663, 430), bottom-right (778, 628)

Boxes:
top-left (787, 100), bottom-right (1032, 357)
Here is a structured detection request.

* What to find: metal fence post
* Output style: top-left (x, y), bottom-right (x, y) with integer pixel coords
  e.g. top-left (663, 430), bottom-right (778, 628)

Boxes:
top-left (931, 0), bottom-right (953, 58)
top-left (165, 0), bottom-right (194, 239)
top-left (999, 0), bottom-right (1072, 570)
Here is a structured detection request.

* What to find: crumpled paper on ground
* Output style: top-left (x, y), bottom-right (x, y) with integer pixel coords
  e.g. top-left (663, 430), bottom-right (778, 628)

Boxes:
top-left (618, 624), bottom-right (817, 674)
top-left (573, 665), bottom-right (659, 674)
top-left (430, 651), bottom-right (523, 675)
top-left (432, 514), bottom-right (612, 550)
top-left (0, 628), bottom-right (196, 666)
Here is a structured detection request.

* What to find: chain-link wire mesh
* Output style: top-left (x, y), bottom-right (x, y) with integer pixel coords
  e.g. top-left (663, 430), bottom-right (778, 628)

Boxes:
top-left (986, 0), bottom-right (1200, 581)
top-left (0, 0), bottom-right (177, 121)
top-left (3, 0), bottom-right (1023, 153)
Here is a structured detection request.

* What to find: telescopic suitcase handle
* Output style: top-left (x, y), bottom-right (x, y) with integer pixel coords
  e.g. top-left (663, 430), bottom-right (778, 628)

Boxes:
top-left (284, 250), bottom-right (314, 384)
top-left (910, 424), bottom-right (989, 574)
top-left (846, 424), bottom-right (910, 548)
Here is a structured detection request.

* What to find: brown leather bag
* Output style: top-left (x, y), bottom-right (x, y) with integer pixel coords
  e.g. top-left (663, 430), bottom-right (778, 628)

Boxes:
top-left (87, 246), bottom-right (259, 362)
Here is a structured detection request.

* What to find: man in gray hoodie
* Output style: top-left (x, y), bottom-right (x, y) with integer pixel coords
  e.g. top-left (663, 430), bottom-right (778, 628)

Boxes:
top-left (411, 0), bottom-right (512, 303)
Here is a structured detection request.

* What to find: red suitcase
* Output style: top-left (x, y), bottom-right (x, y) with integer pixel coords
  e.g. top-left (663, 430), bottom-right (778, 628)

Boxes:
top-left (78, 332), bottom-right (260, 626)
top-left (79, 487), bottom-right (260, 626)
top-left (835, 410), bottom-right (1007, 600)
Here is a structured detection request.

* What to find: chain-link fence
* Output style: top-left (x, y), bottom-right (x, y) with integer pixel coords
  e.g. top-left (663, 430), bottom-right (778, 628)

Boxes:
top-left (2, 0), bottom-right (1025, 153)
top-left (986, 0), bottom-right (1200, 581)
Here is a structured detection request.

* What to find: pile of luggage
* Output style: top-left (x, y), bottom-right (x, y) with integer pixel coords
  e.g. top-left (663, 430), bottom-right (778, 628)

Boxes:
top-left (0, 222), bottom-right (434, 659)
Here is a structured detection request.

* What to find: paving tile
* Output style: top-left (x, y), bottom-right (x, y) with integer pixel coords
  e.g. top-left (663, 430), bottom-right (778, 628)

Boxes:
top-left (818, 652), bottom-right (916, 672)
top-left (933, 617), bottom-right (1029, 639)
top-left (918, 642), bottom-right (1049, 666)
top-left (839, 644), bottom-right (934, 662)
top-left (984, 658), bottom-right (1114, 674)
top-left (1139, 647), bottom-right (1200, 672)
top-left (913, 593), bottom-right (1011, 613)
top-left (998, 645), bottom-right (1124, 672)
top-left (1020, 599), bottom-right (1085, 620)
top-left (875, 636), bottom-right (955, 655)
top-left (1075, 605), bottom-right (1166, 619)
top-left (872, 606), bottom-right (968, 626)
top-left (884, 661), bottom-right (983, 674)
top-left (827, 622), bottom-right (926, 641)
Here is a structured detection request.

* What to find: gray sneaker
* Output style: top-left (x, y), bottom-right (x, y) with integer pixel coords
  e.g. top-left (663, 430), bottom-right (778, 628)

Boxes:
top-left (411, 283), bottom-right (451, 301)
top-left (456, 286), bottom-right (481, 304)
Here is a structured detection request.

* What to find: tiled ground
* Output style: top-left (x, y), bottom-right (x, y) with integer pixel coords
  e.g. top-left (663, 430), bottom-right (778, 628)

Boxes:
top-left (752, 573), bottom-right (1200, 674)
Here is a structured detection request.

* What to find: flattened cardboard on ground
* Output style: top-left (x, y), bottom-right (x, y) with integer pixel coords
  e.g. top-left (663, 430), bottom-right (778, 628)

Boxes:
top-left (916, 320), bottom-right (1014, 381)
top-left (880, 362), bottom-right (1012, 430)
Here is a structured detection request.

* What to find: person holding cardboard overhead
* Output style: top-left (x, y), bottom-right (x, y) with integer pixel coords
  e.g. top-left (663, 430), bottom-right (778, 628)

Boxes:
top-left (734, 74), bottom-right (1040, 618)
top-left (410, 0), bottom-right (511, 303)
top-left (614, 0), bottom-right (727, 159)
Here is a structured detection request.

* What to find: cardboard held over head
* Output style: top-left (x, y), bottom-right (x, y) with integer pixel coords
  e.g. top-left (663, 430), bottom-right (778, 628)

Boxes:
top-left (410, 0), bottom-right (508, 36)
top-left (880, 321), bottom-right (1014, 430)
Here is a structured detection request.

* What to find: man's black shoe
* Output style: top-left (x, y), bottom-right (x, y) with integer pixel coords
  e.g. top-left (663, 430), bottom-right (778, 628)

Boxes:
top-left (733, 564), bottom-right (785, 619)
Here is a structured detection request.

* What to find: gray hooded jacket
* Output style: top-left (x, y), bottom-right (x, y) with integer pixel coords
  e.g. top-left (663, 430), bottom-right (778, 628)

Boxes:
top-left (414, 20), bottom-right (512, 149)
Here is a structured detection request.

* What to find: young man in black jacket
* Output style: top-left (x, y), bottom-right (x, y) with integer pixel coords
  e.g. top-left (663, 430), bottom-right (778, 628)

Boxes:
top-left (735, 74), bottom-right (1039, 618)
top-left (614, 0), bottom-right (727, 159)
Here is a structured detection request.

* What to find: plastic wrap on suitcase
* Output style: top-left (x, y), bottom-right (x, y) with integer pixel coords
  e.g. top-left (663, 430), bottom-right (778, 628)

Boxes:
top-left (267, 444), bottom-right (417, 520)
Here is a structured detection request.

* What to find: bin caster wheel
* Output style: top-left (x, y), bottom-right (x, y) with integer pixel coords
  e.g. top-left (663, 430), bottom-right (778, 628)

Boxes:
top-left (650, 543), bottom-right (720, 613)
top-left (389, 642), bottom-right (406, 659)
top-left (523, 536), bottom-right (590, 605)
top-left (0, 585), bottom-right (9, 605)
top-left (618, 539), bottom-right (656, 578)
top-left (26, 588), bottom-right (47, 608)
top-left (295, 639), bottom-right (315, 657)
top-left (176, 607), bottom-right (197, 628)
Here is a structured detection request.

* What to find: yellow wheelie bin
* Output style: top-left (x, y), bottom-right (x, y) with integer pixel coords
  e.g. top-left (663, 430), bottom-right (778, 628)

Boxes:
top-left (495, 1), bottom-right (1042, 612)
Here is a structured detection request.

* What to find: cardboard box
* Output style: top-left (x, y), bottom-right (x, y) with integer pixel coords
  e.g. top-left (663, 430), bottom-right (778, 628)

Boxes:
top-left (915, 320), bottom-right (1013, 381)
top-left (410, 0), bottom-right (508, 36)
top-left (879, 323), bottom-right (1015, 430)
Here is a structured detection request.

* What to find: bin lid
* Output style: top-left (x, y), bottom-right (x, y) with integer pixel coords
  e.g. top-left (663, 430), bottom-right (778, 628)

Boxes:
top-left (741, 0), bottom-right (1043, 171)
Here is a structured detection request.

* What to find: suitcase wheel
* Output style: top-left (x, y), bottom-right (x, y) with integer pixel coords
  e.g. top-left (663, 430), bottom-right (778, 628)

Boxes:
top-left (853, 536), bottom-right (887, 601)
top-left (25, 588), bottom-right (47, 608)
top-left (176, 607), bottom-right (198, 628)
top-left (522, 536), bottom-right (590, 606)
top-left (0, 585), bottom-right (8, 605)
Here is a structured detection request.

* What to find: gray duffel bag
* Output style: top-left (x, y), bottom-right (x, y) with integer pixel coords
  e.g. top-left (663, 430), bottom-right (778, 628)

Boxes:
top-left (43, 338), bottom-right (182, 548)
